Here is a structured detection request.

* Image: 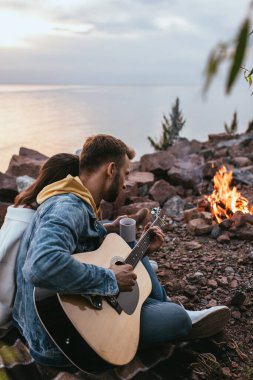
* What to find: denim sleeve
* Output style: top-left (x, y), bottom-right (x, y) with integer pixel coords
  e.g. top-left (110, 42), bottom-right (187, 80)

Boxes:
top-left (22, 199), bottom-right (119, 296)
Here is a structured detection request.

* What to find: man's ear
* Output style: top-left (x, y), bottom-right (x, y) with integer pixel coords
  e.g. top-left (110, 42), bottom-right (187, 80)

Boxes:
top-left (106, 162), bottom-right (116, 178)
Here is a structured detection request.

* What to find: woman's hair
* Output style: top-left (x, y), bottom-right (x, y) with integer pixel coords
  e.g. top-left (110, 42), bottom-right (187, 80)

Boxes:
top-left (14, 153), bottom-right (79, 207)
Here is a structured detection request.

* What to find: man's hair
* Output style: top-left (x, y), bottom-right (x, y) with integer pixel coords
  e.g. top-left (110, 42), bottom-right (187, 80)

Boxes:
top-left (79, 134), bottom-right (135, 173)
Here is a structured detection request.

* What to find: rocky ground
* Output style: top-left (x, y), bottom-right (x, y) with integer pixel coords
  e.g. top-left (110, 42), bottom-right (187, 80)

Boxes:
top-left (1, 132), bottom-right (253, 379)
top-left (142, 213), bottom-right (253, 380)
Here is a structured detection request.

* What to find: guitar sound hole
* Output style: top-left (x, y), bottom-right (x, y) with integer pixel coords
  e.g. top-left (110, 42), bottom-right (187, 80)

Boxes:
top-left (115, 260), bottom-right (125, 265)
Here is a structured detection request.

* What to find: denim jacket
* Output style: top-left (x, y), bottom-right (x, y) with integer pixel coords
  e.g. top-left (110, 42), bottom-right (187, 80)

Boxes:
top-left (12, 193), bottom-right (119, 366)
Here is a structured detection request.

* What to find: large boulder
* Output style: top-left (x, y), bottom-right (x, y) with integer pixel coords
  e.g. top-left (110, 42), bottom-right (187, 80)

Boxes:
top-left (127, 171), bottom-right (154, 187)
top-left (232, 156), bottom-right (252, 168)
top-left (167, 139), bottom-right (203, 158)
top-left (19, 147), bottom-right (48, 161)
top-left (167, 154), bottom-right (204, 188)
top-left (140, 151), bottom-right (175, 175)
top-left (149, 179), bottom-right (176, 205)
top-left (0, 173), bottom-right (18, 202)
top-left (208, 133), bottom-right (236, 145)
top-left (163, 195), bottom-right (184, 219)
top-left (6, 147), bottom-right (48, 178)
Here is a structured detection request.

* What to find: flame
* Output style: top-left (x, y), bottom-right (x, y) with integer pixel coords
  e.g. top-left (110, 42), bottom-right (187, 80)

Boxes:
top-left (207, 166), bottom-right (253, 223)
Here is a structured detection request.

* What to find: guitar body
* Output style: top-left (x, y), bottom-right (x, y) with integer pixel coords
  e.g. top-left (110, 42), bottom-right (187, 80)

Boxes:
top-left (34, 233), bottom-right (152, 372)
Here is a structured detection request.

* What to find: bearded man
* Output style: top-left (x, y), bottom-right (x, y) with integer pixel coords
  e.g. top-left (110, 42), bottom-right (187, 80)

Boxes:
top-left (12, 134), bottom-right (230, 372)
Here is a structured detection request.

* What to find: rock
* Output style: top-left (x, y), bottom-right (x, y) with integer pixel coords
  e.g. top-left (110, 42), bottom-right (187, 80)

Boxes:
top-left (188, 271), bottom-right (204, 283)
top-left (213, 148), bottom-right (228, 158)
top-left (217, 276), bottom-right (228, 286)
top-left (219, 219), bottom-right (232, 229)
top-left (231, 223), bottom-right (253, 240)
top-left (233, 156), bottom-right (252, 168)
top-left (130, 161), bottom-right (140, 172)
top-left (230, 291), bottom-right (246, 306)
top-left (149, 180), bottom-right (176, 205)
top-left (247, 251), bottom-right (253, 260)
top-left (230, 280), bottom-right (238, 289)
top-left (185, 241), bottom-right (202, 251)
top-left (167, 139), bottom-right (203, 158)
top-left (208, 299), bottom-right (217, 307)
top-left (118, 201), bottom-right (159, 218)
top-left (231, 310), bottom-right (241, 319)
top-left (217, 233), bottom-right (231, 243)
top-left (232, 168), bottom-right (253, 186)
top-left (224, 266), bottom-right (235, 275)
top-left (211, 224), bottom-right (222, 238)
top-left (187, 218), bottom-right (213, 235)
top-left (16, 175), bottom-right (35, 193)
top-left (140, 151), bottom-right (175, 174)
top-left (6, 154), bottom-right (47, 178)
top-left (199, 148), bottom-right (214, 160)
top-left (203, 160), bottom-right (220, 178)
top-left (207, 279), bottom-right (218, 288)
top-left (163, 195), bottom-right (184, 219)
top-left (200, 211), bottom-right (213, 225)
top-left (0, 201), bottom-right (10, 227)
top-left (127, 171), bottom-right (154, 186)
top-left (184, 285), bottom-right (198, 297)
top-left (0, 172), bottom-right (18, 202)
top-left (167, 154), bottom-right (204, 189)
top-left (19, 147), bottom-right (48, 160)
top-left (208, 133), bottom-right (236, 144)
top-left (184, 208), bottom-right (200, 222)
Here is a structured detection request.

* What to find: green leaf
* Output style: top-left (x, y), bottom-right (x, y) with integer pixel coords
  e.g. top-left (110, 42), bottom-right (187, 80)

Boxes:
top-left (247, 67), bottom-right (253, 77)
top-left (226, 18), bottom-right (250, 94)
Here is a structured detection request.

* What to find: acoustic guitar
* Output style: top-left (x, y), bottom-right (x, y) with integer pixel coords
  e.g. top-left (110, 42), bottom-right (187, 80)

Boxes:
top-left (34, 210), bottom-right (164, 372)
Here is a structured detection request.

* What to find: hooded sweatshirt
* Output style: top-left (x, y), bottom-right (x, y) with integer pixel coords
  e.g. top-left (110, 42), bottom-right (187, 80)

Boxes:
top-left (37, 175), bottom-right (100, 219)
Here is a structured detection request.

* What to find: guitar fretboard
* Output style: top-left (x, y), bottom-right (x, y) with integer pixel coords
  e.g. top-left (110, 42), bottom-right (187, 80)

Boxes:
top-left (125, 216), bottom-right (164, 268)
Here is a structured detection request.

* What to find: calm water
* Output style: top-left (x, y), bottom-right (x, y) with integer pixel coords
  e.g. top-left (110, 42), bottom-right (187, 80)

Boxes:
top-left (0, 84), bottom-right (252, 172)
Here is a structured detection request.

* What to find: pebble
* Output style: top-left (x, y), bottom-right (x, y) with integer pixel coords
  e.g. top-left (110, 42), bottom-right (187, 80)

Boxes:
top-left (231, 310), bottom-right (241, 319)
top-left (217, 276), bottom-right (228, 286)
top-left (248, 251), bottom-right (253, 260)
top-left (230, 291), bottom-right (246, 306)
top-left (207, 279), bottom-right (218, 288)
top-left (230, 279), bottom-right (238, 288)
top-left (208, 299), bottom-right (217, 307)
top-left (224, 266), bottom-right (235, 275)
top-left (185, 241), bottom-right (202, 250)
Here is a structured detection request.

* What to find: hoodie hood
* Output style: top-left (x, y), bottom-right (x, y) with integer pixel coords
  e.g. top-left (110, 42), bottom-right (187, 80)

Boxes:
top-left (36, 175), bottom-right (100, 218)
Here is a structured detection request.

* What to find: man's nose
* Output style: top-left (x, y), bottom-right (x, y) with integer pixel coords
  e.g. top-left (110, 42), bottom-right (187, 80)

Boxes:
top-left (122, 184), bottom-right (126, 190)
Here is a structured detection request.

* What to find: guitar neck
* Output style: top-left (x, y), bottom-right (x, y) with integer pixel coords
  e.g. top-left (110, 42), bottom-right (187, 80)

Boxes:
top-left (124, 216), bottom-right (164, 268)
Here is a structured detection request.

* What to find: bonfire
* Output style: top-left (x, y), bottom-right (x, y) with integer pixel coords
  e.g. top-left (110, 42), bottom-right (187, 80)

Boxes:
top-left (207, 166), bottom-right (253, 224)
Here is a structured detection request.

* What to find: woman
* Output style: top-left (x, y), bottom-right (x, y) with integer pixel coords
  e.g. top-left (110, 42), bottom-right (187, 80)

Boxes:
top-left (0, 153), bottom-right (80, 326)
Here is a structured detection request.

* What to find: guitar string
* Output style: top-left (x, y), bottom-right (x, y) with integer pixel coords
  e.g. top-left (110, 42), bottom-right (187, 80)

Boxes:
top-left (125, 217), bottom-right (164, 268)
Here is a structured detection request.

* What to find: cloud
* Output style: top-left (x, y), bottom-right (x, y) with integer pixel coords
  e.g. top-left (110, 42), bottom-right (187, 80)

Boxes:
top-left (0, 0), bottom-right (250, 84)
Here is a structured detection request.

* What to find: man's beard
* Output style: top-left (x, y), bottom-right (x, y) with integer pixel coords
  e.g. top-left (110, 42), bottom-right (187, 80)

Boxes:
top-left (105, 172), bottom-right (121, 202)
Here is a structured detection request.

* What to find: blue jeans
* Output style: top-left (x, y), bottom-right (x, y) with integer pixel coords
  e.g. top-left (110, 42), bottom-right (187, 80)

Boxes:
top-left (139, 257), bottom-right (192, 347)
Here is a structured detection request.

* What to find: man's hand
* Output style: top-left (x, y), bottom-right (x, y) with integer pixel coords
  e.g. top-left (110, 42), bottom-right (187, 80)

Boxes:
top-left (143, 224), bottom-right (165, 254)
top-left (104, 215), bottom-right (127, 233)
top-left (110, 264), bottom-right (137, 292)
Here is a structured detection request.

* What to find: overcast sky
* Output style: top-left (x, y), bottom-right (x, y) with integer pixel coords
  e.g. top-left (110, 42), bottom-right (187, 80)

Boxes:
top-left (0, 0), bottom-right (251, 85)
